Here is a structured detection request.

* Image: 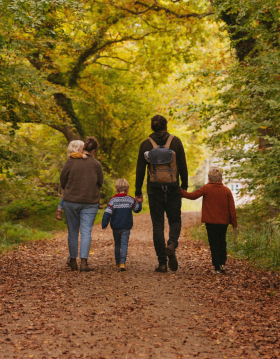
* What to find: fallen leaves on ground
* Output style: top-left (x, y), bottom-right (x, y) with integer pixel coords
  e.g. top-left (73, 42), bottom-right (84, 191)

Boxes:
top-left (0, 212), bottom-right (280, 359)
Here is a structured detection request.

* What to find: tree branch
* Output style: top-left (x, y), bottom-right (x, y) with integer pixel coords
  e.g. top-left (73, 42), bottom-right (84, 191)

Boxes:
top-left (99, 55), bottom-right (133, 64)
top-left (95, 62), bottom-right (129, 71)
top-left (117, 1), bottom-right (213, 19)
top-left (69, 32), bottom-right (151, 86)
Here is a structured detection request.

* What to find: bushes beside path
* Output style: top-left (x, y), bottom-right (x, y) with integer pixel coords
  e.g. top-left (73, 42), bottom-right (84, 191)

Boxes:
top-left (191, 203), bottom-right (280, 271)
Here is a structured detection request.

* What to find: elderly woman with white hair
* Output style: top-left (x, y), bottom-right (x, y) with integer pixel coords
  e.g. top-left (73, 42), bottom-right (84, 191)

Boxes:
top-left (55, 140), bottom-right (86, 220)
top-left (60, 136), bottom-right (104, 272)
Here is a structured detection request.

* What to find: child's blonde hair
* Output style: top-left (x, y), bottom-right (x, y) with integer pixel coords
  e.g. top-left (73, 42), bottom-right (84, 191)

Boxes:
top-left (115, 178), bottom-right (129, 193)
top-left (208, 167), bottom-right (223, 182)
top-left (67, 140), bottom-right (84, 157)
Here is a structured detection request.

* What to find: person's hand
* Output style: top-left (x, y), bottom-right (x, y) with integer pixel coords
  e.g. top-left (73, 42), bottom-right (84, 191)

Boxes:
top-left (135, 195), bottom-right (143, 203)
top-left (82, 154), bottom-right (87, 159)
top-left (233, 227), bottom-right (237, 231)
top-left (103, 227), bottom-right (107, 231)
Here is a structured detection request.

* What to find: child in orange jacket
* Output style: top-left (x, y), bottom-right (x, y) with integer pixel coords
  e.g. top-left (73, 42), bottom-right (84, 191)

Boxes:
top-left (181, 167), bottom-right (237, 274)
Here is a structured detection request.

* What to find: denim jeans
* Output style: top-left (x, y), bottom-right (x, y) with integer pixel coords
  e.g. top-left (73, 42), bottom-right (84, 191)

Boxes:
top-left (58, 198), bottom-right (64, 210)
top-left (148, 192), bottom-right (181, 265)
top-left (63, 201), bottom-right (99, 259)
top-left (113, 229), bottom-right (130, 264)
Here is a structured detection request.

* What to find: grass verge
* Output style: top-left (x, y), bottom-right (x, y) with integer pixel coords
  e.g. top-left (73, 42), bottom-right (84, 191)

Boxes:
top-left (0, 197), bottom-right (105, 252)
top-left (190, 205), bottom-right (280, 271)
top-left (0, 222), bottom-right (52, 252)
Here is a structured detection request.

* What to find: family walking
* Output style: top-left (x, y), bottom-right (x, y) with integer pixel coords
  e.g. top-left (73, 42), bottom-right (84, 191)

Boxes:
top-left (58, 115), bottom-right (237, 275)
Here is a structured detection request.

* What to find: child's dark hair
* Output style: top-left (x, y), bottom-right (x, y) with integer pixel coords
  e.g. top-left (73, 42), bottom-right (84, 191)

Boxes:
top-left (151, 115), bottom-right (167, 132)
top-left (84, 136), bottom-right (99, 152)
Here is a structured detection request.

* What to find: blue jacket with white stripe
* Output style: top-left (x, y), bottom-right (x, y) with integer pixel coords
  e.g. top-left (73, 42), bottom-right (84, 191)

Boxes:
top-left (102, 193), bottom-right (142, 230)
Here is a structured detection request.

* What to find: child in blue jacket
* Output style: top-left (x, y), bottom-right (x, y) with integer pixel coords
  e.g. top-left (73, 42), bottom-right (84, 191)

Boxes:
top-left (102, 178), bottom-right (142, 271)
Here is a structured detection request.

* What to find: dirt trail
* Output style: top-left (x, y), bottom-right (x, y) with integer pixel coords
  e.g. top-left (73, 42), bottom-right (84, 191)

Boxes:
top-left (0, 212), bottom-right (280, 359)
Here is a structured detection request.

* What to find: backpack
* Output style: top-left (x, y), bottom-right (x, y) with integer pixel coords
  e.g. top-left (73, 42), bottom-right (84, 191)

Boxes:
top-left (147, 135), bottom-right (178, 188)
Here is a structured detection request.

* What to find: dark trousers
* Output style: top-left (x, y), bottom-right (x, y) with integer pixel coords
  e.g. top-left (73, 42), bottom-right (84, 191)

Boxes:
top-left (205, 223), bottom-right (228, 270)
top-left (148, 192), bottom-right (181, 265)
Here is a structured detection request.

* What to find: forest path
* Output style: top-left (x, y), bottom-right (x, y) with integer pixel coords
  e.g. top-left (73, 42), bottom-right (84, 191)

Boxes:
top-left (0, 212), bottom-right (280, 359)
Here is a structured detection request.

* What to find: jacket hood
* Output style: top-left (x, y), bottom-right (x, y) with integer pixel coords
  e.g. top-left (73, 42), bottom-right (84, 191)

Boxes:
top-left (149, 131), bottom-right (170, 146)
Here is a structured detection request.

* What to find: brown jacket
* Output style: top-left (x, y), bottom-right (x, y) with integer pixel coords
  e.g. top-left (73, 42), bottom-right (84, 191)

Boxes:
top-left (60, 157), bottom-right (103, 204)
top-left (181, 182), bottom-right (237, 227)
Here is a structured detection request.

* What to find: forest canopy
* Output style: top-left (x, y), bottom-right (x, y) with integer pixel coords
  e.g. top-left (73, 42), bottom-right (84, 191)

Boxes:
top-left (1, 0), bottom-right (279, 217)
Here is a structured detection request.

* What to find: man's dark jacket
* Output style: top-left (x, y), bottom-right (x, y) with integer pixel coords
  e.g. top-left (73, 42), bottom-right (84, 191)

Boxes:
top-left (135, 131), bottom-right (188, 196)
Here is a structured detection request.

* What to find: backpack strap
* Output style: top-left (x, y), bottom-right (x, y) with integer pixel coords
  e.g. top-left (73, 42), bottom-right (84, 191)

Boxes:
top-left (149, 137), bottom-right (158, 149)
top-left (165, 135), bottom-right (174, 149)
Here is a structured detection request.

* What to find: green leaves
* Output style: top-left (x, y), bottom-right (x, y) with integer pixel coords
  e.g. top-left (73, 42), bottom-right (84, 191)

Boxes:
top-left (189, 0), bottom-right (280, 210)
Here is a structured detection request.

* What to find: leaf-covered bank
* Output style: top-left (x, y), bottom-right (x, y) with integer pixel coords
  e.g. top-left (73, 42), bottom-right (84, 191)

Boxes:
top-left (190, 203), bottom-right (280, 271)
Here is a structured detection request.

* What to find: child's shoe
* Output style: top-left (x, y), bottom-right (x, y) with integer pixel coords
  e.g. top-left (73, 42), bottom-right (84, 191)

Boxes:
top-left (55, 209), bottom-right (63, 220)
top-left (119, 263), bottom-right (127, 271)
top-left (215, 266), bottom-right (221, 274)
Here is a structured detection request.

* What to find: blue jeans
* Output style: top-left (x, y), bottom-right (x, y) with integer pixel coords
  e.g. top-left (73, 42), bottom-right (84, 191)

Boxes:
top-left (113, 229), bottom-right (130, 264)
top-left (58, 198), bottom-right (64, 210)
top-left (63, 201), bottom-right (99, 259)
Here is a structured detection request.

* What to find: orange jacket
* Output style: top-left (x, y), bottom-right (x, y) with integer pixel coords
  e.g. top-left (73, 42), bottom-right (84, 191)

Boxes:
top-left (181, 182), bottom-right (237, 228)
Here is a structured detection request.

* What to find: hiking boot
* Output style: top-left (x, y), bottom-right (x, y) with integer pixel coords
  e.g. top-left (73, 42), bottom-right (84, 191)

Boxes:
top-left (115, 263), bottom-right (120, 268)
top-left (165, 242), bottom-right (178, 272)
top-left (119, 263), bottom-right (127, 271)
top-left (155, 264), bottom-right (167, 273)
top-left (67, 257), bottom-right (71, 267)
top-left (55, 209), bottom-right (63, 220)
top-left (80, 258), bottom-right (94, 272)
top-left (69, 258), bottom-right (78, 271)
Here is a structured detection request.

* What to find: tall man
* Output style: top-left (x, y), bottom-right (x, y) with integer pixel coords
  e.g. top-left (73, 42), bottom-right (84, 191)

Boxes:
top-left (135, 115), bottom-right (188, 272)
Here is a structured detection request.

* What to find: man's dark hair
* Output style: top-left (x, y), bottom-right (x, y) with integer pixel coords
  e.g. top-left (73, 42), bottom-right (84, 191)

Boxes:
top-left (151, 115), bottom-right (167, 132)
top-left (84, 136), bottom-right (99, 152)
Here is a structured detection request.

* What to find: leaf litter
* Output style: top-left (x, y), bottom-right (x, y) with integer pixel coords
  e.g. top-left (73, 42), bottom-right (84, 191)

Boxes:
top-left (0, 212), bottom-right (280, 358)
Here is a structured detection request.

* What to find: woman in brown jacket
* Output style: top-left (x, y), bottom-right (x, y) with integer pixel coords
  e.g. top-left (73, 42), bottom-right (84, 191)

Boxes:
top-left (181, 167), bottom-right (237, 274)
top-left (60, 137), bottom-right (104, 272)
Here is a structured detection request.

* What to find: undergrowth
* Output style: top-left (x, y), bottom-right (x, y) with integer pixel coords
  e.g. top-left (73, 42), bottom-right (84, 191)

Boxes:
top-left (0, 222), bottom-right (52, 252)
top-left (190, 203), bottom-right (280, 271)
top-left (0, 197), bottom-right (104, 252)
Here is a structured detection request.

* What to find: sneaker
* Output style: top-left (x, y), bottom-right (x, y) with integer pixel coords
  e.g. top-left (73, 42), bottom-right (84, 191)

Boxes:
top-left (220, 265), bottom-right (225, 273)
top-left (165, 242), bottom-right (178, 272)
top-left (215, 270), bottom-right (221, 274)
top-left (119, 263), bottom-right (127, 271)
